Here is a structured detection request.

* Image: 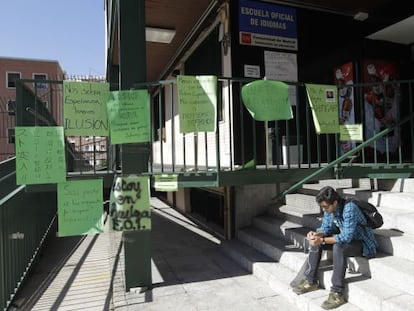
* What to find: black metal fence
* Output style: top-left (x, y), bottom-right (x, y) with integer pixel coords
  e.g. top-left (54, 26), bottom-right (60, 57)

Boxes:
top-left (6, 76), bottom-right (413, 176)
top-left (147, 77), bottom-right (414, 175)
top-left (0, 182), bottom-right (56, 310)
top-left (0, 97), bottom-right (16, 162)
top-left (3, 76), bottom-right (414, 181)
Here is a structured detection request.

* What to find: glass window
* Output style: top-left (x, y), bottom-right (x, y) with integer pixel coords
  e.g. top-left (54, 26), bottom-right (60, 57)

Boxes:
top-left (33, 73), bottom-right (48, 89)
top-left (7, 100), bottom-right (16, 115)
top-left (7, 72), bottom-right (21, 88)
top-left (7, 128), bottom-right (15, 144)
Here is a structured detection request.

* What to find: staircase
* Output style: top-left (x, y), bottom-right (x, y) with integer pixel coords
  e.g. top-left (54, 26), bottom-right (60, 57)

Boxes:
top-left (222, 178), bottom-right (414, 311)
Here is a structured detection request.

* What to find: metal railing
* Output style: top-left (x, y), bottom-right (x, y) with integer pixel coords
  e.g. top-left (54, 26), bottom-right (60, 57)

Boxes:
top-left (0, 156), bottom-right (57, 311)
top-left (0, 80), bottom-right (112, 311)
top-left (273, 110), bottom-right (414, 202)
top-left (143, 77), bottom-right (414, 174)
top-left (14, 79), bottom-right (113, 175)
top-left (5, 77), bottom-right (414, 181)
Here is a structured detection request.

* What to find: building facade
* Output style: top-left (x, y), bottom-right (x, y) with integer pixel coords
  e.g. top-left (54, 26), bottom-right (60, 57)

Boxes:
top-left (0, 57), bottom-right (64, 161)
top-left (105, 0), bottom-right (414, 238)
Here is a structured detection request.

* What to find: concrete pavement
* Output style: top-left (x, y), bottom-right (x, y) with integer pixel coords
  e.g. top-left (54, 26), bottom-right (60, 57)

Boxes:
top-left (9, 198), bottom-right (298, 311)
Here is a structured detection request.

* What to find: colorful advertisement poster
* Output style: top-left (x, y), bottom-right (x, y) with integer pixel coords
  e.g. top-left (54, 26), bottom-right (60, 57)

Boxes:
top-left (241, 80), bottom-right (292, 121)
top-left (109, 176), bottom-right (151, 231)
top-left (334, 62), bottom-right (356, 155)
top-left (177, 75), bottom-right (217, 133)
top-left (63, 81), bottom-right (109, 136)
top-left (306, 84), bottom-right (340, 134)
top-left (239, 0), bottom-right (297, 50)
top-left (106, 89), bottom-right (150, 144)
top-left (57, 179), bottom-right (104, 237)
top-left (15, 126), bottom-right (66, 185)
top-left (363, 60), bottom-right (400, 157)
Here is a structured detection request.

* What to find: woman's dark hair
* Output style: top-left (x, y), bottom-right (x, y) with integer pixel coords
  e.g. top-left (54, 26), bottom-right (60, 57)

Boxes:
top-left (315, 186), bottom-right (342, 204)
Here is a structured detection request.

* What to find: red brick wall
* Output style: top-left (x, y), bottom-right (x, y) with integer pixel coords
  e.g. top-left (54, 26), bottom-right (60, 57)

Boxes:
top-left (0, 57), bottom-right (64, 161)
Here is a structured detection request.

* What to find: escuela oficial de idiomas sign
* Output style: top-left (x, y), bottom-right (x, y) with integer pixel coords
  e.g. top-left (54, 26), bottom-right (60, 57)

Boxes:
top-left (239, 0), bottom-right (297, 51)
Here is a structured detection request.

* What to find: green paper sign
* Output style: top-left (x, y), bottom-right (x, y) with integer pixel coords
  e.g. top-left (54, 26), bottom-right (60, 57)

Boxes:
top-left (241, 80), bottom-right (293, 121)
top-left (340, 124), bottom-right (363, 141)
top-left (154, 174), bottom-right (178, 192)
top-left (107, 90), bottom-right (150, 144)
top-left (109, 176), bottom-right (151, 231)
top-left (178, 75), bottom-right (217, 133)
top-left (306, 84), bottom-right (340, 134)
top-left (15, 126), bottom-right (66, 185)
top-left (57, 179), bottom-right (104, 237)
top-left (63, 81), bottom-right (110, 136)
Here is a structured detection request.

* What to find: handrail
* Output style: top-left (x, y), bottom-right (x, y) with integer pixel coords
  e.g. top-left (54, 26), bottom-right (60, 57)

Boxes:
top-left (25, 107), bottom-right (53, 125)
top-left (12, 77), bottom-right (414, 184)
top-left (273, 111), bottom-right (414, 203)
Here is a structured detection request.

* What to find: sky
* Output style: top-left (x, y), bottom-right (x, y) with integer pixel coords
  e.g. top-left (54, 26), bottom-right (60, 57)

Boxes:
top-left (0, 1), bottom-right (106, 77)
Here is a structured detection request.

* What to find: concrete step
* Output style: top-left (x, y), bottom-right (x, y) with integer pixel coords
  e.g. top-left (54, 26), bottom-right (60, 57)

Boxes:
top-left (260, 218), bottom-right (363, 264)
top-left (253, 214), bottom-right (320, 253)
top-left (240, 180), bottom-right (414, 311)
top-left (318, 179), bottom-right (356, 189)
top-left (252, 215), bottom-right (307, 240)
top-left (369, 255), bottom-right (414, 296)
top-left (271, 189), bottom-right (414, 259)
top-left (339, 188), bottom-right (375, 197)
top-left (378, 178), bottom-right (414, 192)
top-left (375, 229), bottom-right (414, 261)
top-left (221, 239), bottom-right (363, 311)
top-left (287, 190), bottom-right (414, 236)
top-left (233, 226), bottom-right (414, 311)
top-left (256, 212), bottom-right (414, 262)
top-left (379, 207), bottom-right (414, 235)
top-left (294, 187), bottom-right (414, 216)
top-left (238, 226), bottom-right (370, 277)
top-left (369, 192), bottom-right (414, 212)
top-left (341, 277), bottom-right (414, 311)
top-left (304, 179), bottom-right (373, 191)
top-left (240, 223), bottom-right (414, 292)
top-left (316, 267), bottom-right (414, 311)
top-left (285, 193), bottom-right (320, 212)
top-left (271, 204), bottom-right (322, 229)
top-left (300, 179), bottom-right (375, 201)
top-left (237, 227), bottom-right (309, 272)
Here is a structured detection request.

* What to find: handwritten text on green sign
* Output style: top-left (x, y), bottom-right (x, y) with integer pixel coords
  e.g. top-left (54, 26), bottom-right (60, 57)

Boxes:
top-left (306, 84), bottom-right (339, 134)
top-left (178, 75), bottom-right (217, 133)
top-left (63, 81), bottom-right (109, 136)
top-left (107, 90), bottom-right (150, 144)
top-left (15, 126), bottom-right (66, 185)
top-left (57, 179), bottom-right (104, 237)
top-left (110, 176), bottom-right (151, 231)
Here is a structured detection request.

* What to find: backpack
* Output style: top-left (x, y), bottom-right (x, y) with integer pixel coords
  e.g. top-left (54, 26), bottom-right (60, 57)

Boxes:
top-left (345, 198), bottom-right (384, 229)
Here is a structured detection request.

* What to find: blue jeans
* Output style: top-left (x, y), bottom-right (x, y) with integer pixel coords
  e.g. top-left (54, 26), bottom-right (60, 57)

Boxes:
top-left (304, 240), bottom-right (363, 294)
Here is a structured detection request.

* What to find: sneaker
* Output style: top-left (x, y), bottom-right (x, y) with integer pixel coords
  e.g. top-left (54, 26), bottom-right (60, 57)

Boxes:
top-left (321, 292), bottom-right (346, 309)
top-left (291, 279), bottom-right (319, 295)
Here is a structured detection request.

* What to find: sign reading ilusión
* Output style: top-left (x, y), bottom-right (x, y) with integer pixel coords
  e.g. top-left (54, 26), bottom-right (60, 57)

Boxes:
top-left (63, 82), bottom-right (109, 136)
